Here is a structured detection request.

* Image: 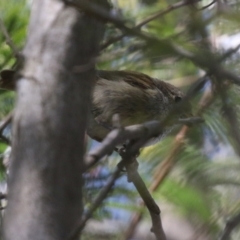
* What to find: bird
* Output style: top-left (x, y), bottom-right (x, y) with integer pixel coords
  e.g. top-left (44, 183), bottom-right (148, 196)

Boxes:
top-left (0, 69), bottom-right (191, 142)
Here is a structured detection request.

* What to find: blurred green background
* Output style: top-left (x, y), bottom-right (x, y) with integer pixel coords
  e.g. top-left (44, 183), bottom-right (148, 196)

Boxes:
top-left (1, 0), bottom-right (240, 239)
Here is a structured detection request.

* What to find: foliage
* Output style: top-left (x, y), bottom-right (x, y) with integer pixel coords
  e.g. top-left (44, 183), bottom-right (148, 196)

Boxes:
top-left (1, 0), bottom-right (240, 239)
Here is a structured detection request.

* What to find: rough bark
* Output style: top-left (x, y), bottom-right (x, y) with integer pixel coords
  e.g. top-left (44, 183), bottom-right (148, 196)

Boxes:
top-left (3, 0), bottom-right (107, 240)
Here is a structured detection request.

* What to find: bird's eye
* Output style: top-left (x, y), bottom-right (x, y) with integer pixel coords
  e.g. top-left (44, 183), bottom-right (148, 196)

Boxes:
top-left (174, 96), bottom-right (182, 103)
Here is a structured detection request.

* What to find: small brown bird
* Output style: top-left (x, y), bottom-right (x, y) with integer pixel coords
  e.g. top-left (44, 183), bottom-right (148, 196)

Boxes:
top-left (0, 69), bottom-right (191, 142)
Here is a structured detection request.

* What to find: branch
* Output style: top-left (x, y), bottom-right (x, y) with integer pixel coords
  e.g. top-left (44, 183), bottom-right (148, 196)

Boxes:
top-left (101, 0), bottom-right (198, 50)
top-left (0, 17), bottom-right (21, 59)
top-left (218, 43), bottom-right (240, 62)
top-left (84, 116), bottom-right (203, 171)
top-left (219, 212), bottom-right (240, 240)
top-left (67, 0), bottom-right (128, 29)
top-left (216, 76), bottom-right (240, 160)
top-left (67, 164), bottom-right (123, 240)
top-left (68, 0), bottom-right (240, 87)
top-left (198, 0), bottom-right (216, 10)
top-left (138, 1), bottom-right (198, 29)
top-left (122, 153), bottom-right (166, 240)
top-left (0, 112), bottom-right (13, 133)
top-left (124, 81), bottom-right (215, 239)
top-left (85, 120), bottom-right (163, 170)
top-left (71, 146), bottom-right (167, 240)
top-left (0, 111), bottom-right (13, 144)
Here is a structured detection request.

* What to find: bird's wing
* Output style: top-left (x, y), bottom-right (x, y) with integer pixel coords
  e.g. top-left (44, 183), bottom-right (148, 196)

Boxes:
top-left (96, 70), bottom-right (157, 90)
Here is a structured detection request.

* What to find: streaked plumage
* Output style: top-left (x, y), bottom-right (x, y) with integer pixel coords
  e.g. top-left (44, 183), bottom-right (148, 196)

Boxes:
top-left (0, 69), bottom-right (191, 142)
top-left (88, 70), bottom-right (190, 141)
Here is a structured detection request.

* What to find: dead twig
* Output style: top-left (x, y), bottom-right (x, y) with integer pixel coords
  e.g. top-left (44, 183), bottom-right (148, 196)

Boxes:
top-left (218, 43), bottom-right (240, 62)
top-left (101, 0), bottom-right (199, 50)
top-left (0, 17), bottom-right (21, 59)
top-left (198, 0), bottom-right (216, 10)
top-left (219, 212), bottom-right (240, 240)
top-left (121, 150), bottom-right (166, 240)
top-left (0, 112), bottom-right (13, 144)
top-left (84, 116), bottom-right (203, 171)
top-left (215, 74), bottom-right (240, 161)
top-left (124, 82), bottom-right (214, 239)
top-left (67, 164), bottom-right (123, 240)
top-left (0, 112), bottom-right (13, 133)
top-left (67, 0), bottom-right (240, 87)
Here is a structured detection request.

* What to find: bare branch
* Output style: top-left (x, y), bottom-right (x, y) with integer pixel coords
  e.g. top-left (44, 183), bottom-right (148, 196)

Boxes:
top-left (178, 117), bottom-right (204, 124)
top-left (138, 1), bottom-right (197, 29)
top-left (215, 74), bottom-right (240, 161)
top-left (0, 17), bottom-right (21, 59)
top-left (72, 146), bottom-right (167, 240)
top-left (122, 154), bottom-right (166, 240)
top-left (0, 112), bottom-right (13, 133)
top-left (0, 112), bottom-right (13, 144)
top-left (68, 0), bottom-right (240, 87)
top-left (67, 165), bottom-right (123, 240)
top-left (84, 120), bottom-right (163, 170)
top-left (219, 212), bottom-right (240, 240)
top-left (101, 0), bottom-right (199, 50)
top-left (198, 0), bottom-right (216, 10)
top-left (124, 81), bottom-right (215, 239)
top-left (70, 0), bottom-right (196, 69)
top-left (219, 43), bottom-right (240, 62)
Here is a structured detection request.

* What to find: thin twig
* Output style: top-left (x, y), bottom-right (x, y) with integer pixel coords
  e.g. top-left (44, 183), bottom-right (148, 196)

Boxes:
top-left (101, 0), bottom-right (198, 50)
top-left (177, 117), bottom-right (204, 124)
top-left (122, 153), bottom-right (166, 240)
top-left (218, 43), bottom-right (240, 62)
top-left (67, 0), bottom-right (240, 87)
top-left (124, 81), bottom-right (215, 239)
top-left (75, 0), bottom-right (194, 67)
top-left (215, 73), bottom-right (240, 161)
top-left (0, 17), bottom-right (21, 59)
top-left (0, 112), bottom-right (13, 144)
top-left (219, 212), bottom-right (240, 240)
top-left (67, 164), bottom-right (123, 240)
top-left (84, 118), bottom-right (194, 171)
top-left (138, 1), bottom-right (197, 29)
top-left (84, 119), bottom-right (165, 171)
top-left (198, 0), bottom-right (216, 10)
top-left (0, 112), bottom-right (13, 133)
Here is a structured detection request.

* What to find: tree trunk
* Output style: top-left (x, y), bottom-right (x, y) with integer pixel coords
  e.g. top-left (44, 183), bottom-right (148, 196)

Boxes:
top-left (3, 0), bottom-right (108, 239)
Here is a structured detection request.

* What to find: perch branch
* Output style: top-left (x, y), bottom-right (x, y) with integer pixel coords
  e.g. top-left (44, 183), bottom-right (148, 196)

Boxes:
top-left (124, 81), bottom-right (214, 239)
top-left (84, 116), bottom-right (203, 171)
top-left (120, 149), bottom-right (166, 240)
